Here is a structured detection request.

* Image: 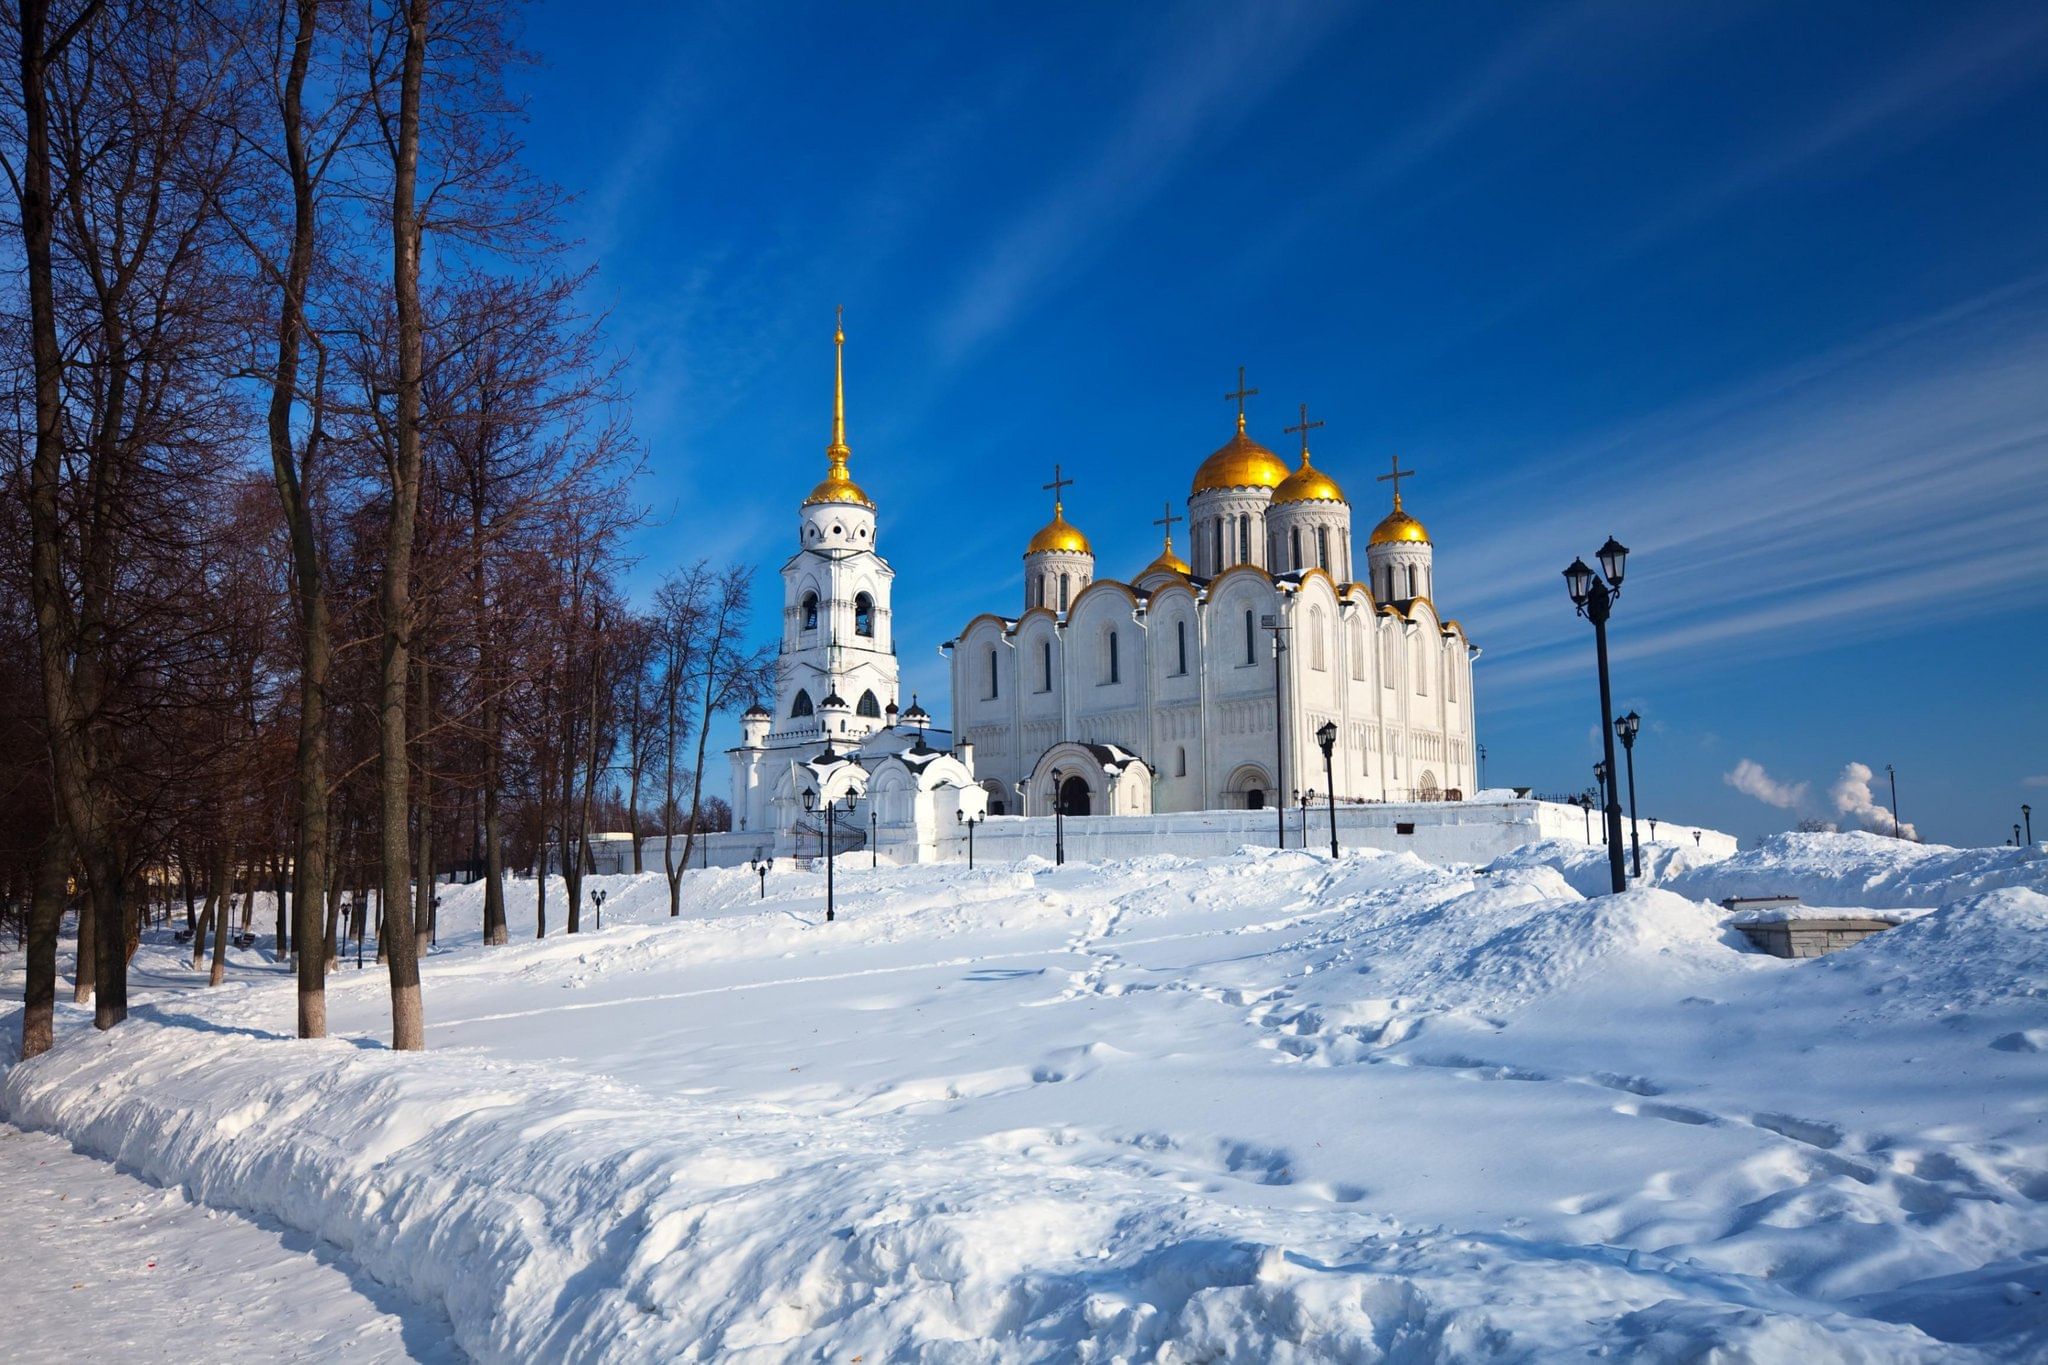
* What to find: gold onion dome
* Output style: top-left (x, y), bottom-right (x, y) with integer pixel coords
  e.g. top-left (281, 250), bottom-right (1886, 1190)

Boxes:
top-left (1369, 495), bottom-right (1430, 545)
top-left (1191, 418), bottom-right (1290, 495)
top-left (804, 313), bottom-right (874, 508)
top-left (1272, 452), bottom-right (1346, 505)
top-left (1141, 543), bottom-right (1191, 578)
top-left (1026, 502), bottom-right (1092, 556)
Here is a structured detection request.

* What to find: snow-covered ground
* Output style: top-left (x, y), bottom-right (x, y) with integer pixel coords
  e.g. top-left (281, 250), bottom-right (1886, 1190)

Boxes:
top-left (0, 1121), bottom-right (457, 1362)
top-left (3, 831), bottom-right (2046, 1361)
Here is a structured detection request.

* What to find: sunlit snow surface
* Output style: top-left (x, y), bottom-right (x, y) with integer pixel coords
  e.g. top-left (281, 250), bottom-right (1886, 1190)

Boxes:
top-left (5, 831), bottom-right (2046, 1362)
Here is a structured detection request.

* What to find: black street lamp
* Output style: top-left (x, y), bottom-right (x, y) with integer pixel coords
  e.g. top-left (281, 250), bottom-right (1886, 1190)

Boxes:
top-left (2022, 804), bottom-right (2031, 846)
top-left (1886, 763), bottom-right (1902, 840)
top-left (871, 807), bottom-right (879, 868)
top-left (748, 849), bottom-right (769, 899)
top-left (801, 788), bottom-right (850, 922)
top-left (1058, 770), bottom-right (1076, 863)
top-left (1578, 791), bottom-right (1594, 844)
top-left (1648, 816), bottom-right (1659, 843)
top-left (957, 807), bottom-right (984, 869)
top-left (592, 887), bottom-right (606, 930)
top-left (2016, 824), bottom-right (2025, 848)
top-left (1316, 720), bottom-right (1339, 857)
top-left (1477, 742), bottom-right (1487, 792)
top-left (1295, 788), bottom-right (1314, 849)
top-left (1565, 536), bottom-right (1631, 895)
top-left (1614, 709), bottom-right (1643, 880)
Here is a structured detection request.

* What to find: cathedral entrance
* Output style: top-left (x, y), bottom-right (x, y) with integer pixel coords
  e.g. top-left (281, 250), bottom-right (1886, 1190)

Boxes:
top-left (1059, 775), bottom-right (1092, 816)
top-left (1246, 789), bottom-right (1265, 810)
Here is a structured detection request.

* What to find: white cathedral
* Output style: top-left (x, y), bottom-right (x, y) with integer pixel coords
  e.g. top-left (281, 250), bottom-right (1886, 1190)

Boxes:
top-left (731, 322), bottom-right (1479, 860)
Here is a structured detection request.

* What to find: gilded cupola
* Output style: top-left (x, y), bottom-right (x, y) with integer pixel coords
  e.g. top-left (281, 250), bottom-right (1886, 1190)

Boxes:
top-left (803, 310), bottom-right (875, 509)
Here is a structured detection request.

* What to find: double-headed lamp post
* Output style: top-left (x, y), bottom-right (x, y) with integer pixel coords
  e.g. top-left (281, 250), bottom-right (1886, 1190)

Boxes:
top-left (748, 848), bottom-right (769, 899)
top-left (801, 788), bottom-right (850, 923)
top-left (1316, 721), bottom-right (1339, 858)
top-left (956, 807), bottom-right (984, 869)
top-left (592, 886), bottom-right (607, 930)
top-left (1614, 709), bottom-right (1643, 879)
top-left (1565, 538), bottom-right (1631, 895)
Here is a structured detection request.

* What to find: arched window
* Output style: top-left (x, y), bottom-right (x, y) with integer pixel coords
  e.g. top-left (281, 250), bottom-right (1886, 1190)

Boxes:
top-left (1106, 629), bottom-right (1120, 684)
top-left (1290, 527), bottom-right (1302, 572)
top-left (1059, 574), bottom-right (1070, 612)
top-left (856, 690), bottom-right (881, 718)
top-left (1350, 618), bottom-right (1366, 680)
top-left (1310, 606), bottom-right (1327, 671)
top-left (1316, 526), bottom-right (1330, 569)
top-left (854, 592), bottom-right (874, 637)
top-left (801, 592), bottom-right (819, 631)
top-left (1175, 619), bottom-right (1188, 675)
top-left (1447, 649), bottom-right (1458, 701)
top-left (1239, 515), bottom-right (1251, 563)
top-left (1406, 565), bottom-right (1418, 598)
top-left (1214, 518), bottom-right (1226, 570)
top-left (988, 649), bottom-right (1000, 699)
top-left (1415, 638), bottom-right (1429, 695)
top-left (791, 689), bottom-right (814, 718)
top-left (1382, 631), bottom-right (1397, 683)
top-left (1177, 745), bottom-right (1187, 777)
top-left (1243, 608), bottom-right (1256, 665)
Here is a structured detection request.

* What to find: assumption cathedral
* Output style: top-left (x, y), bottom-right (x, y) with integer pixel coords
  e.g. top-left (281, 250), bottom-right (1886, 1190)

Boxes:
top-left (730, 319), bottom-right (1479, 860)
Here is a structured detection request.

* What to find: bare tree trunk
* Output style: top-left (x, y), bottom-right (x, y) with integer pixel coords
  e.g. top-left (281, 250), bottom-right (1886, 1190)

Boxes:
top-left (209, 858), bottom-right (235, 988)
top-left (22, 823), bottom-right (70, 1059)
top-left (414, 655), bottom-right (433, 958)
top-left (377, 0), bottom-right (429, 1050)
top-left (71, 877), bottom-right (94, 1005)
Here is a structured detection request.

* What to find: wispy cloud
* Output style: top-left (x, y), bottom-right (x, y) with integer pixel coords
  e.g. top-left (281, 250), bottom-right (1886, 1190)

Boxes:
top-left (1724, 759), bottom-right (1807, 810)
top-left (931, 5), bottom-right (1339, 361)
top-left (1464, 278), bottom-right (2048, 705)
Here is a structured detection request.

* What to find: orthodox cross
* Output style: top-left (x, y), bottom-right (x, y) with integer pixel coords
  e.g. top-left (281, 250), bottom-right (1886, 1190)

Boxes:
top-left (1377, 454), bottom-right (1415, 504)
top-left (1153, 500), bottom-right (1183, 546)
top-left (1284, 403), bottom-right (1324, 458)
top-left (1224, 366), bottom-right (1259, 429)
top-left (1043, 463), bottom-right (1074, 513)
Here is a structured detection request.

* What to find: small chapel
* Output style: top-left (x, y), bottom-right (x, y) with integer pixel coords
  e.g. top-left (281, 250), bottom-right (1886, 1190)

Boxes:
top-left (947, 369), bottom-right (1479, 819)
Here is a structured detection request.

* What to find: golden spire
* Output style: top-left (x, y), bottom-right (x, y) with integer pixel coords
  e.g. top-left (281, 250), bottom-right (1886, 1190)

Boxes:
top-left (804, 306), bottom-right (873, 508)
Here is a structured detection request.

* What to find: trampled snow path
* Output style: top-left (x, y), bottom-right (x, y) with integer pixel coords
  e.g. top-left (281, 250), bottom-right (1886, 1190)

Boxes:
top-left (0, 1122), bottom-right (458, 1362)
top-left (3, 831), bottom-right (2046, 1361)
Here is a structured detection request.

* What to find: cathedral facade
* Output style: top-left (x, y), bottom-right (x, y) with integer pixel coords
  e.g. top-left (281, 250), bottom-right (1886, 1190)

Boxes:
top-left (947, 382), bottom-right (1478, 819)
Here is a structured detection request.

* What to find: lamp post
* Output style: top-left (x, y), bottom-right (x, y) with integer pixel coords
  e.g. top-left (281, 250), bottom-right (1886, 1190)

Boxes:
top-left (871, 807), bottom-right (878, 868)
top-left (1316, 720), bottom-right (1339, 858)
top-left (1578, 791), bottom-right (1593, 844)
top-left (1614, 709), bottom-right (1643, 880)
top-left (2016, 824), bottom-right (2024, 848)
top-left (1649, 816), bottom-right (1659, 843)
top-left (1051, 768), bottom-right (1066, 866)
top-left (1886, 763), bottom-right (1901, 840)
top-left (1295, 789), bottom-right (1313, 849)
top-left (1261, 613), bottom-right (1290, 849)
top-left (592, 887), bottom-right (606, 930)
top-left (801, 788), bottom-right (845, 923)
top-left (2022, 804), bottom-right (2031, 846)
top-left (1478, 742), bottom-right (1487, 793)
top-left (748, 849), bottom-right (769, 899)
top-left (1594, 761), bottom-right (1609, 820)
top-left (1565, 539), bottom-right (1630, 895)
top-left (957, 808), bottom-right (984, 869)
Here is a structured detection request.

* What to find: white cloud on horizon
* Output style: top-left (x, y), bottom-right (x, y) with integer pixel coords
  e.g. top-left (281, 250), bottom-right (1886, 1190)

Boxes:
top-left (1724, 759), bottom-right (1808, 810)
top-left (1831, 761), bottom-right (1917, 840)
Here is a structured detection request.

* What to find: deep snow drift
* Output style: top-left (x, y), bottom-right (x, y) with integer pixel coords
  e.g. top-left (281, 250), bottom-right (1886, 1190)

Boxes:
top-left (4, 832), bottom-right (2046, 1361)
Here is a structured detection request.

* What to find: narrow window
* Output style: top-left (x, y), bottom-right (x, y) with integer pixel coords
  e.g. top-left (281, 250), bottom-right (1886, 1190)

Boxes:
top-left (1239, 515), bottom-right (1251, 563)
top-left (1107, 630), bottom-right (1120, 684)
top-left (1447, 651), bottom-right (1458, 701)
top-left (1416, 639), bottom-right (1429, 695)
top-left (1175, 619), bottom-right (1187, 675)
top-left (1311, 607), bottom-right (1327, 671)
top-left (1317, 526), bottom-right (1329, 569)
top-left (856, 690), bottom-right (881, 718)
top-left (1290, 526), bottom-right (1302, 572)
top-left (1059, 574), bottom-right (1070, 612)
top-left (988, 649), bottom-right (1000, 699)
top-left (1406, 565), bottom-right (1418, 598)
top-left (1350, 619), bottom-right (1365, 680)
top-left (1244, 608), bottom-right (1256, 665)
top-left (801, 592), bottom-right (819, 630)
top-left (791, 689), bottom-right (814, 718)
top-left (1041, 640), bottom-right (1053, 692)
top-left (854, 592), bottom-right (874, 637)
top-left (1177, 745), bottom-right (1187, 777)
top-left (1215, 518), bottom-right (1226, 569)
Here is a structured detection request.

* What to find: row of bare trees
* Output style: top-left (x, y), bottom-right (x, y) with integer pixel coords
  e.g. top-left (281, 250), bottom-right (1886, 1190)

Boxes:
top-left (3, 0), bottom-right (769, 1057)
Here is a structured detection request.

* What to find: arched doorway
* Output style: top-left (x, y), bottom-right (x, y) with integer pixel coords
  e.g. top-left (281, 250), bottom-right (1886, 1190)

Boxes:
top-left (1059, 775), bottom-right (1092, 816)
top-left (1246, 788), bottom-right (1266, 811)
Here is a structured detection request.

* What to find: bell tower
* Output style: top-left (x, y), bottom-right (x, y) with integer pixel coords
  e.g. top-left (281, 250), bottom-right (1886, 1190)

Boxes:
top-left (775, 311), bottom-right (898, 744)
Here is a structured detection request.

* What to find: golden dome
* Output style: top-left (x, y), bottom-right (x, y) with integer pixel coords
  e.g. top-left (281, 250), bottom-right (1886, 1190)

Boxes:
top-left (1026, 503), bottom-right (1092, 556)
top-left (805, 457), bottom-right (873, 508)
top-left (1272, 453), bottom-right (1346, 505)
top-left (1369, 495), bottom-right (1430, 545)
top-left (1191, 420), bottom-right (1290, 495)
top-left (1139, 543), bottom-right (1190, 578)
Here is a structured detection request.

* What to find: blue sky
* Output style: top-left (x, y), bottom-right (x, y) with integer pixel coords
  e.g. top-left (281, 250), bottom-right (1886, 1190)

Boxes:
top-left (511, 0), bottom-right (2048, 848)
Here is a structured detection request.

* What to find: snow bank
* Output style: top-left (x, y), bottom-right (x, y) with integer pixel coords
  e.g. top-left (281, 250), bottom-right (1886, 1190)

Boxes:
top-left (1661, 832), bottom-right (2048, 911)
top-left (4, 833), bottom-right (2046, 1361)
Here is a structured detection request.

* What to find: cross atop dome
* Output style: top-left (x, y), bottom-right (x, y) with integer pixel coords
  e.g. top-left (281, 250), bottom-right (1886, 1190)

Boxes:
top-left (1224, 365), bottom-right (1259, 435)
